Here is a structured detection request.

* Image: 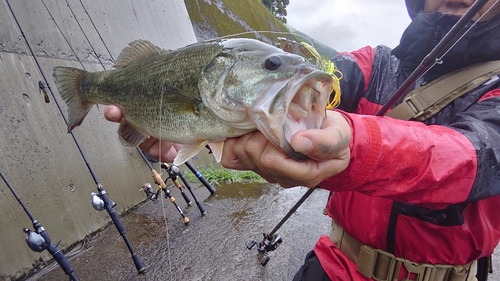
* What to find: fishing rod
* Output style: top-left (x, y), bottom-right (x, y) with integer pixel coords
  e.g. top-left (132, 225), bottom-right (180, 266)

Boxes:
top-left (0, 169), bottom-right (78, 281)
top-left (136, 148), bottom-right (190, 224)
top-left (162, 163), bottom-right (192, 207)
top-left (184, 161), bottom-right (217, 194)
top-left (247, 186), bottom-right (317, 266)
top-left (247, 0), bottom-right (491, 266)
top-left (162, 163), bottom-right (207, 216)
top-left (5, 0), bottom-right (146, 273)
top-left (135, 148), bottom-right (208, 216)
top-left (176, 167), bottom-right (207, 215)
top-left (376, 0), bottom-right (490, 116)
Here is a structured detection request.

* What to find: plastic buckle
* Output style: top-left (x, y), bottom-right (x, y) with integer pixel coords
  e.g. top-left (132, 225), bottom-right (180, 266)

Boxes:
top-left (402, 261), bottom-right (451, 281)
top-left (405, 99), bottom-right (425, 119)
top-left (371, 249), bottom-right (397, 281)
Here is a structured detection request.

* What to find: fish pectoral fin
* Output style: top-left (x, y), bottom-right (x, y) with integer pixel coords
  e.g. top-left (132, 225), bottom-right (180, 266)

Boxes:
top-left (173, 141), bottom-right (208, 166)
top-left (207, 141), bottom-right (225, 163)
top-left (117, 119), bottom-right (149, 147)
top-left (113, 40), bottom-right (166, 69)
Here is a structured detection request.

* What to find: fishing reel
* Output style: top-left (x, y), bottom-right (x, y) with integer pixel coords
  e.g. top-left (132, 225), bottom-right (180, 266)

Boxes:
top-left (247, 233), bottom-right (283, 266)
top-left (91, 192), bottom-right (116, 211)
top-left (140, 183), bottom-right (160, 204)
top-left (23, 228), bottom-right (47, 252)
top-left (163, 163), bottom-right (180, 179)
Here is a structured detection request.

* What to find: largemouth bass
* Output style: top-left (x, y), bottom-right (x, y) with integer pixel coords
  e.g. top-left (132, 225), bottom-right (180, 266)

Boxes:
top-left (52, 38), bottom-right (334, 165)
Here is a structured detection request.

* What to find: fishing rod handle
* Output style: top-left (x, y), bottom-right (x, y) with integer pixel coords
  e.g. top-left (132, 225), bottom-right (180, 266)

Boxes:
top-left (45, 240), bottom-right (78, 280)
top-left (178, 171), bottom-right (206, 215)
top-left (97, 186), bottom-right (146, 273)
top-left (180, 190), bottom-right (192, 206)
top-left (172, 179), bottom-right (192, 205)
top-left (33, 221), bottom-right (78, 280)
top-left (193, 198), bottom-right (206, 215)
top-left (184, 161), bottom-right (216, 194)
top-left (151, 169), bottom-right (166, 189)
top-left (106, 199), bottom-right (145, 272)
top-left (161, 188), bottom-right (190, 223)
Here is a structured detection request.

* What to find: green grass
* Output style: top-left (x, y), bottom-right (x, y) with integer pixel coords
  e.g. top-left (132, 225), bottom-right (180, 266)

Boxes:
top-left (183, 164), bottom-right (265, 185)
top-left (184, 0), bottom-right (291, 42)
top-left (184, 0), bottom-right (338, 59)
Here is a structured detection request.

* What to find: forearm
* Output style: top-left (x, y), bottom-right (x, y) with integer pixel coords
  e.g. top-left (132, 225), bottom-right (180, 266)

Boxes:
top-left (320, 113), bottom-right (477, 208)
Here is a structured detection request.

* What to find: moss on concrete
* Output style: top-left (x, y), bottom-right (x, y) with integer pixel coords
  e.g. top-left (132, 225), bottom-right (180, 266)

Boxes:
top-left (184, 0), bottom-right (289, 42)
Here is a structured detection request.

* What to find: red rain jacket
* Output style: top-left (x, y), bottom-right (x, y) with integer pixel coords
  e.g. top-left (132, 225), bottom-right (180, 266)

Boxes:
top-left (314, 43), bottom-right (500, 280)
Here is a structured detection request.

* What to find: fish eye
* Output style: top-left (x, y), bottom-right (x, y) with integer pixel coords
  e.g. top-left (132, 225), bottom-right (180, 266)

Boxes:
top-left (264, 56), bottom-right (282, 71)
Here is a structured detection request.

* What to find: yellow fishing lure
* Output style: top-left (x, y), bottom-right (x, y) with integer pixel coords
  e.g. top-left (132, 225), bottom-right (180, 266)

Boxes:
top-left (277, 37), bottom-right (342, 109)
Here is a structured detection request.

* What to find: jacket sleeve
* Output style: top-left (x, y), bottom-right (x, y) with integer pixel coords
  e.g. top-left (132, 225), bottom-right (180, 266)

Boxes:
top-left (333, 47), bottom-right (375, 113)
top-left (320, 91), bottom-right (500, 209)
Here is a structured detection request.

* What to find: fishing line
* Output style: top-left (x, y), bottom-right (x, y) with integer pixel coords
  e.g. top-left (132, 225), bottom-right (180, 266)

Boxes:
top-left (249, 0), bottom-right (493, 266)
top-left (206, 30), bottom-right (343, 109)
top-left (0, 151), bottom-right (24, 230)
top-left (1, 187), bottom-right (24, 229)
top-left (376, 0), bottom-right (490, 116)
top-left (77, 0), bottom-right (115, 62)
top-left (6, 0), bottom-right (146, 273)
top-left (159, 83), bottom-right (173, 281)
top-left (64, 0), bottom-right (108, 69)
top-left (0, 172), bottom-right (29, 231)
top-left (57, 1), bottom-right (177, 276)
top-left (41, 0), bottom-right (97, 192)
top-left (41, 0), bottom-right (85, 69)
top-left (439, 0), bottom-right (500, 60)
top-left (409, 0), bottom-right (500, 87)
top-left (160, 187), bottom-right (173, 281)
top-left (0, 167), bottom-right (79, 281)
top-left (205, 30), bottom-right (316, 47)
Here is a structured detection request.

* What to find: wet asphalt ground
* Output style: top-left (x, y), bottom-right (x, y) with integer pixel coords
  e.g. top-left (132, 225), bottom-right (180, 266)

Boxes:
top-left (30, 180), bottom-right (332, 281)
top-left (28, 180), bottom-right (500, 281)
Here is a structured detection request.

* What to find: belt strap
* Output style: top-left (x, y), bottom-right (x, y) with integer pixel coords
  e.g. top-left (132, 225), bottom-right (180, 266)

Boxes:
top-left (330, 220), bottom-right (478, 281)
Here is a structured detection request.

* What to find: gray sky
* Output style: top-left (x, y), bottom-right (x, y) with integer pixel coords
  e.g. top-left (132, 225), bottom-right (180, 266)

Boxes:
top-left (286, 0), bottom-right (412, 52)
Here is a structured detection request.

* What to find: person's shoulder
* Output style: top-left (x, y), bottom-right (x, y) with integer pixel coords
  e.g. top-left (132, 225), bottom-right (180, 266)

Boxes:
top-left (332, 45), bottom-right (393, 65)
top-left (334, 45), bottom-right (392, 59)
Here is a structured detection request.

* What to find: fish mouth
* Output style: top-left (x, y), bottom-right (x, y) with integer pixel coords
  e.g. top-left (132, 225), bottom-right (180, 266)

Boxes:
top-left (253, 69), bottom-right (334, 161)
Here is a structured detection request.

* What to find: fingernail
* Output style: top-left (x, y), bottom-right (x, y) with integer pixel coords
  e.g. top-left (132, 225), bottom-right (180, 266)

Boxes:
top-left (107, 106), bottom-right (121, 121)
top-left (293, 136), bottom-right (313, 153)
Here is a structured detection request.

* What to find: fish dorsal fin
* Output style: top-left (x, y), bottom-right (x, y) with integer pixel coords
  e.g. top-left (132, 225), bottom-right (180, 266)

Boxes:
top-left (207, 141), bottom-right (225, 163)
top-left (114, 40), bottom-right (166, 69)
top-left (173, 141), bottom-right (208, 166)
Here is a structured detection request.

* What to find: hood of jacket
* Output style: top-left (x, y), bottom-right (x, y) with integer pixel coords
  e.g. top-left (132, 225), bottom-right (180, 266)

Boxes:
top-left (392, 11), bottom-right (500, 83)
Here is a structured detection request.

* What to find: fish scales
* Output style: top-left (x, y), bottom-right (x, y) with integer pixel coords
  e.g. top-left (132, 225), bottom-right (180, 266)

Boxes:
top-left (53, 38), bottom-right (334, 165)
top-left (82, 42), bottom-right (238, 142)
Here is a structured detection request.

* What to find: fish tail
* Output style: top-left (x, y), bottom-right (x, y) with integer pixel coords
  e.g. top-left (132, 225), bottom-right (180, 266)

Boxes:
top-left (52, 66), bottom-right (93, 132)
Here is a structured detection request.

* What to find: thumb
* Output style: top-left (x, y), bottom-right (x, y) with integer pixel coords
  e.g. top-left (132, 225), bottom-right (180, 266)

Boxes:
top-left (104, 105), bottom-right (123, 122)
top-left (290, 130), bottom-right (336, 161)
top-left (290, 111), bottom-right (352, 161)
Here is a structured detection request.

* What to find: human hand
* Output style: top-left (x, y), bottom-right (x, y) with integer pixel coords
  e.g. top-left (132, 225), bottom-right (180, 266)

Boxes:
top-left (220, 110), bottom-right (352, 188)
top-left (104, 105), bottom-right (182, 163)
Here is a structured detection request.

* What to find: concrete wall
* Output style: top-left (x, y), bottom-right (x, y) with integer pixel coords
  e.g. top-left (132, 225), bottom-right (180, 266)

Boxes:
top-left (0, 0), bottom-right (198, 279)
